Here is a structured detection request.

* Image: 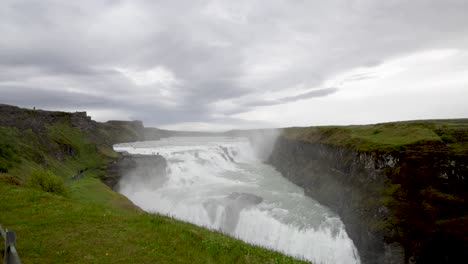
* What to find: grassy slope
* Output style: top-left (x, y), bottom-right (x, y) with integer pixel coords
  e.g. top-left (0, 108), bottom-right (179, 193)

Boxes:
top-left (0, 122), bottom-right (307, 263)
top-left (283, 119), bottom-right (468, 153)
top-left (0, 184), bottom-right (304, 264)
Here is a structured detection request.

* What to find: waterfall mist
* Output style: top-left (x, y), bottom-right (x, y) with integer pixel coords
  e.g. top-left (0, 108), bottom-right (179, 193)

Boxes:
top-left (247, 129), bottom-right (283, 161)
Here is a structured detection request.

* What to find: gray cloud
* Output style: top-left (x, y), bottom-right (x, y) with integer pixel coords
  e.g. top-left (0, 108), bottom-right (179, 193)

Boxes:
top-left (1, 0), bottom-right (468, 130)
top-left (1, 85), bottom-right (108, 108)
top-left (242, 88), bottom-right (339, 108)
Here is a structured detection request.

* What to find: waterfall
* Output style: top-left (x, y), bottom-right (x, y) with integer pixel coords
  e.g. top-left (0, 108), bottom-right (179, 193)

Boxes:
top-left (114, 137), bottom-right (360, 264)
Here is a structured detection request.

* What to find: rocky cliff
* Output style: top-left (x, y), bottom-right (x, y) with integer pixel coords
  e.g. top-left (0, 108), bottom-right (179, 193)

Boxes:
top-left (267, 122), bottom-right (468, 264)
top-left (106, 152), bottom-right (167, 190)
top-left (0, 104), bottom-right (145, 147)
top-left (0, 104), bottom-right (94, 133)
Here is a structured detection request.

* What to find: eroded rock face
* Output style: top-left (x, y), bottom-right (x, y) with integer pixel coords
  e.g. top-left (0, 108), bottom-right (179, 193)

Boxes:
top-left (268, 137), bottom-right (468, 264)
top-left (203, 192), bottom-right (263, 234)
top-left (227, 192), bottom-right (263, 205)
top-left (105, 152), bottom-right (167, 190)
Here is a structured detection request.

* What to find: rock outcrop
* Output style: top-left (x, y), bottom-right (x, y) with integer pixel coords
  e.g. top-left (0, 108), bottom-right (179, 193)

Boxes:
top-left (0, 104), bottom-right (145, 147)
top-left (105, 152), bottom-right (167, 190)
top-left (0, 104), bottom-right (94, 133)
top-left (268, 137), bottom-right (468, 264)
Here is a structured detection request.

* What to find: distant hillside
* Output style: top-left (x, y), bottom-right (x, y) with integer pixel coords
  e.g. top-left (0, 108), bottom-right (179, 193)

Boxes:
top-left (144, 127), bottom-right (223, 140)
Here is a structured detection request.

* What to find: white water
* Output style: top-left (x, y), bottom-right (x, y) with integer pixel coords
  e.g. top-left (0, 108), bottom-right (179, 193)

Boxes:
top-left (114, 137), bottom-right (360, 264)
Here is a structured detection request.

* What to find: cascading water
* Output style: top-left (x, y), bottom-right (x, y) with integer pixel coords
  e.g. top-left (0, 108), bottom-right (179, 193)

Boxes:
top-left (114, 137), bottom-right (360, 264)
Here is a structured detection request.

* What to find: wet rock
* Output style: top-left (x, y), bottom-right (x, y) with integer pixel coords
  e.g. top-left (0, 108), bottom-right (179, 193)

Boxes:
top-left (203, 192), bottom-right (264, 234)
top-left (227, 192), bottom-right (263, 205)
top-left (105, 153), bottom-right (167, 190)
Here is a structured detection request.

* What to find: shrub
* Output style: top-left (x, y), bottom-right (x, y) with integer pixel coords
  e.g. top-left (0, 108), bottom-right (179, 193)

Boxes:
top-left (27, 168), bottom-right (66, 195)
top-left (440, 133), bottom-right (456, 143)
top-left (393, 145), bottom-right (407, 152)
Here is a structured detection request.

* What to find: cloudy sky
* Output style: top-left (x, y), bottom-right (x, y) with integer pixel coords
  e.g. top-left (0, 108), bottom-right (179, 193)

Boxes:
top-left (1, 0), bottom-right (468, 131)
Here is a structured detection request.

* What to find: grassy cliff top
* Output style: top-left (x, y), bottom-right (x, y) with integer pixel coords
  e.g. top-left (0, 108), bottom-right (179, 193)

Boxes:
top-left (283, 119), bottom-right (468, 153)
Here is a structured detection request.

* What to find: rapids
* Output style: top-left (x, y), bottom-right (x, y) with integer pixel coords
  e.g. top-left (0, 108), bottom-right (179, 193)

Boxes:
top-left (114, 137), bottom-right (360, 264)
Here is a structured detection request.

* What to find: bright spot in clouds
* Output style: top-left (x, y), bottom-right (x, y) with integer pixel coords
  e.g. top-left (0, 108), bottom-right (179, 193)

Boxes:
top-left (116, 66), bottom-right (178, 87)
top-left (233, 49), bottom-right (468, 127)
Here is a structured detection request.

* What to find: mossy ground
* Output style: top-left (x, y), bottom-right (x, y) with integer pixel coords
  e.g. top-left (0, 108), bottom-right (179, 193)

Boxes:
top-left (0, 122), bottom-right (308, 263)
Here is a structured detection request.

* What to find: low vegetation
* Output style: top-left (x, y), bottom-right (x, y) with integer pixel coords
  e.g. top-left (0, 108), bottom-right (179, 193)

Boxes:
top-left (27, 168), bottom-right (66, 196)
top-left (283, 119), bottom-right (468, 153)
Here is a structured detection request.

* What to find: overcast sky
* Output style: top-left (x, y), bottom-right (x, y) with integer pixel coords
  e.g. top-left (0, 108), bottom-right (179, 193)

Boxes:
top-left (1, 0), bottom-right (468, 131)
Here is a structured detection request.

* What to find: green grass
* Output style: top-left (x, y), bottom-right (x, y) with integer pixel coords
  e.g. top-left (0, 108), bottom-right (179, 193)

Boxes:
top-left (283, 119), bottom-right (468, 152)
top-left (0, 182), bottom-right (306, 264)
top-left (27, 168), bottom-right (67, 196)
top-left (0, 120), bottom-right (308, 263)
top-left (67, 176), bottom-right (139, 210)
top-left (45, 122), bottom-right (114, 179)
top-left (0, 127), bottom-right (28, 176)
top-left (0, 122), bottom-right (115, 182)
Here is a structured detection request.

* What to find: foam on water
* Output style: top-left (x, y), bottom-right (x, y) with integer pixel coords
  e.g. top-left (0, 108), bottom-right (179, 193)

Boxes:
top-left (114, 137), bottom-right (360, 264)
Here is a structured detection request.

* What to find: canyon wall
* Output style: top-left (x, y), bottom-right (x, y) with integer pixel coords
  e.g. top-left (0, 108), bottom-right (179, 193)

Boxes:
top-left (268, 136), bottom-right (468, 264)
